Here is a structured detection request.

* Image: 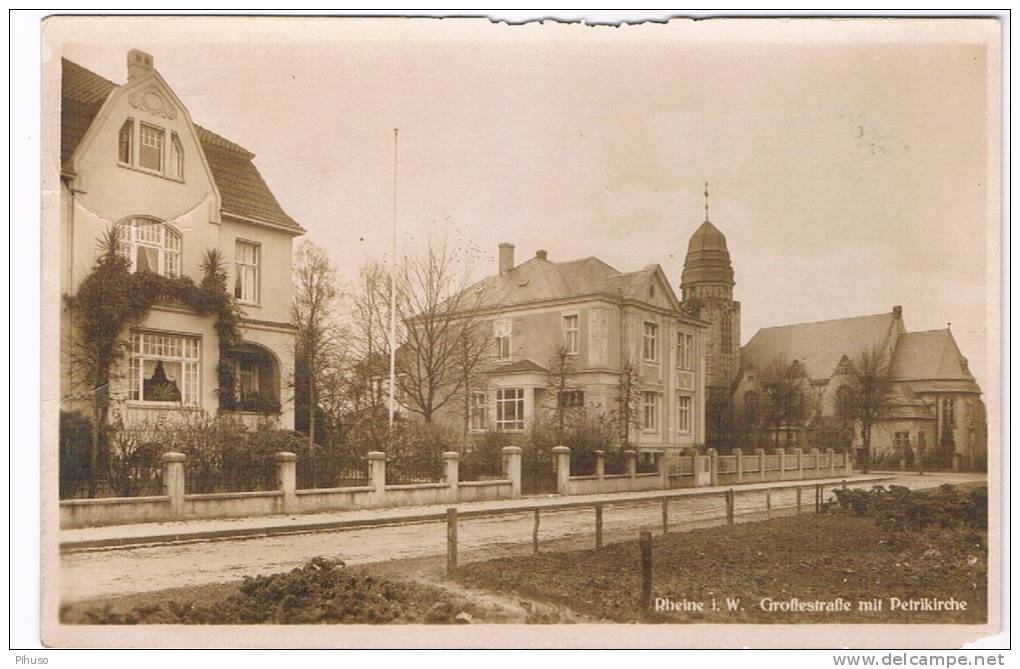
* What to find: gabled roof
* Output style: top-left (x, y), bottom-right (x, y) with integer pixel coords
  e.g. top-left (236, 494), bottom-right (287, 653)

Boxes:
top-left (891, 329), bottom-right (980, 393)
top-left (456, 254), bottom-right (689, 317)
top-left (742, 311), bottom-right (898, 382)
top-left (61, 58), bottom-right (302, 232)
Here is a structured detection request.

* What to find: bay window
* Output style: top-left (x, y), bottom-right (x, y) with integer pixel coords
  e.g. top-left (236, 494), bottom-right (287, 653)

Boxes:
top-left (128, 331), bottom-right (200, 405)
top-left (495, 388), bottom-right (525, 432)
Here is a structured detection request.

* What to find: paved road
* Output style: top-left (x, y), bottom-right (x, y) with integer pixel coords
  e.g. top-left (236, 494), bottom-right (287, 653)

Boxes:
top-left (60, 472), bottom-right (985, 603)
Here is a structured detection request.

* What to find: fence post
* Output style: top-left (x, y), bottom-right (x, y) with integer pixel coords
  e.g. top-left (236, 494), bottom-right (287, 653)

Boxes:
top-left (595, 449), bottom-right (605, 480)
top-left (656, 451), bottom-right (670, 489)
top-left (532, 508), bottom-right (540, 555)
top-left (706, 448), bottom-right (719, 486)
top-left (446, 508), bottom-right (458, 576)
top-left (443, 451), bottom-right (460, 502)
top-left (765, 489), bottom-right (772, 519)
top-left (661, 497), bottom-right (669, 534)
top-left (502, 446), bottom-right (522, 498)
top-left (796, 487), bottom-right (803, 514)
top-left (809, 448), bottom-right (820, 479)
top-left (162, 452), bottom-right (186, 518)
top-left (827, 448), bottom-right (836, 477)
top-left (755, 448), bottom-right (766, 482)
top-left (734, 448), bottom-right (743, 484)
top-left (595, 503), bottom-right (604, 548)
top-left (815, 483), bottom-right (822, 513)
top-left (553, 446), bottom-right (571, 495)
top-left (725, 488), bottom-right (735, 525)
top-left (275, 451), bottom-right (297, 514)
top-left (367, 451), bottom-right (386, 503)
top-left (625, 449), bottom-right (637, 480)
top-left (794, 447), bottom-right (804, 480)
top-left (639, 530), bottom-right (653, 616)
top-left (847, 450), bottom-right (855, 476)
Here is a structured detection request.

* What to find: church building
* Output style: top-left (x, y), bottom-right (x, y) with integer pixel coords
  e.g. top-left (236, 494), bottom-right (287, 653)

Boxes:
top-left (677, 187), bottom-right (986, 469)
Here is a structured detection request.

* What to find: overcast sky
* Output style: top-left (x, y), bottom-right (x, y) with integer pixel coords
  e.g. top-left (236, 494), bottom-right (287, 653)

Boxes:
top-left (56, 17), bottom-right (997, 391)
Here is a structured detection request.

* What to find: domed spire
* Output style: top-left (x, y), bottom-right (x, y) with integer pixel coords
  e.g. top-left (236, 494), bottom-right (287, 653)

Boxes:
top-left (681, 181), bottom-right (735, 290)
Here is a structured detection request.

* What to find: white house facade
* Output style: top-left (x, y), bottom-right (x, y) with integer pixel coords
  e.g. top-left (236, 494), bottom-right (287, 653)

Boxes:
top-left (60, 50), bottom-right (303, 429)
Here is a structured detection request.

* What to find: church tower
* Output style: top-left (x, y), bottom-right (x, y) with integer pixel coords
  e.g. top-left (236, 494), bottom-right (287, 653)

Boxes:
top-left (681, 182), bottom-right (741, 399)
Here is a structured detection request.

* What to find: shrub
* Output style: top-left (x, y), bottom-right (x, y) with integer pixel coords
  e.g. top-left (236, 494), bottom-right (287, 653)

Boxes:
top-left (73, 558), bottom-right (478, 624)
top-left (832, 483), bottom-right (987, 534)
top-left (59, 411), bottom-right (93, 498)
top-left (106, 414), bottom-right (164, 497)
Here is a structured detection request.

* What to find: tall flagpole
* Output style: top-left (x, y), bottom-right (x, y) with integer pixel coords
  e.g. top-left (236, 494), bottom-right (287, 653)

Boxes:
top-left (388, 129), bottom-right (399, 433)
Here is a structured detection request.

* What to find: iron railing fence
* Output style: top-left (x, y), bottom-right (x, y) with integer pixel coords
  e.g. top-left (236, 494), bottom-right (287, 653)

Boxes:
top-left (636, 456), bottom-right (658, 474)
top-left (570, 450), bottom-right (599, 476)
top-left (386, 457), bottom-right (444, 485)
top-left (603, 450), bottom-right (629, 475)
top-left (459, 458), bottom-right (506, 482)
top-left (296, 454), bottom-right (370, 490)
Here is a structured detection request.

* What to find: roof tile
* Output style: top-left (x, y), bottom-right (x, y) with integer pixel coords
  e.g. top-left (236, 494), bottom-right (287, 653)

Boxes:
top-left (61, 58), bottom-right (301, 232)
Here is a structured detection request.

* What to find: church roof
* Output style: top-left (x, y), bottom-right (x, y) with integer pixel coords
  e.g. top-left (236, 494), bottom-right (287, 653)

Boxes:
top-left (891, 329), bottom-right (980, 393)
top-left (61, 58), bottom-right (302, 232)
top-left (681, 219), bottom-right (735, 287)
top-left (742, 311), bottom-right (899, 382)
top-left (885, 383), bottom-right (937, 420)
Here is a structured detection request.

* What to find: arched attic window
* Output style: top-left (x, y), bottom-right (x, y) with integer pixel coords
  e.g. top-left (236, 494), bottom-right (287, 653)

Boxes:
top-left (117, 217), bottom-right (182, 277)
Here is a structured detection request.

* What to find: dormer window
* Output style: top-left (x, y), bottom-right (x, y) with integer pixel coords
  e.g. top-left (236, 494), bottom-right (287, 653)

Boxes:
top-left (118, 119), bottom-right (133, 164)
top-left (139, 123), bottom-right (164, 171)
top-left (117, 217), bottom-right (181, 277)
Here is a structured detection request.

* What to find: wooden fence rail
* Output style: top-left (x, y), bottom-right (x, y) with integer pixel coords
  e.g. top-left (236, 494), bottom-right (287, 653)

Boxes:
top-left (444, 478), bottom-right (871, 576)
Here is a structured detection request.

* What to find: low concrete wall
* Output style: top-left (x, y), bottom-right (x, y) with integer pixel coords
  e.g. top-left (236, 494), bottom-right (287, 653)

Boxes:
top-left (60, 448), bottom-right (521, 529)
top-left (60, 495), bottom-right (173, 528)
top-left (60, 446), bottom-right (852, 529)
top-left (565, 472), bottom-right (661, 495)
top-left (185, 490), bottom-right (285, 518)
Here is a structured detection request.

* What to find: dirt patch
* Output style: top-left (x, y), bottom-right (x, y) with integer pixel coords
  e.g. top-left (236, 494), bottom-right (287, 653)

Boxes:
top-left (454, 513), bottom-right (987, 624)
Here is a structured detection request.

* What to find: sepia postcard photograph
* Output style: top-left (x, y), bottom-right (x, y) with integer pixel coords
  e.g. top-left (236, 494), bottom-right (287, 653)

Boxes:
top-left (31, 12), bottom-right (1004, 651)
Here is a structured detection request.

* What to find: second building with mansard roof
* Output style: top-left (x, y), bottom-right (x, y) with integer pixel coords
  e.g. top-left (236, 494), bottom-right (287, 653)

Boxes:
top-left (60, 49), bottom-right (303, 428)
top-left (426, 243), bottom-right (709, 457)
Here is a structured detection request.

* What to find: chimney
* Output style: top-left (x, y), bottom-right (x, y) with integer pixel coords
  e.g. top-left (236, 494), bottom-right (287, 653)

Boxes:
top-left (498, 243), bottom-right (515, 274)
top-left (536, 249), bottom-right (548, 261)
top-left (127, 49), bottom-right (154, 81)
top-left (892, 305), bottom-right (902, 319)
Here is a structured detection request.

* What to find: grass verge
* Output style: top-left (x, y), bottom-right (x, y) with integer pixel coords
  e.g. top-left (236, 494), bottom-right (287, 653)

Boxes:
top-left (455, 487), bottom-right (987, 624)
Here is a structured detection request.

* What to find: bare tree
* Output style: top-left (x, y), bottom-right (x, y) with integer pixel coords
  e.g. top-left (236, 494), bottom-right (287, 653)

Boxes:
top-left (617, 357), bottom-right (643, 447)
top-left (347, 261), bottom-right (393, 417)
top-left (756, 357), bottom-right (810, 448)
top-left (545, 345), bottom-right (581, 439)
top-left (292, 241), bottom-right (340, 455)
top-left (394, 238), bottom-right (489, 424)
top-left (848, 344), bottom-right (896, 473)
